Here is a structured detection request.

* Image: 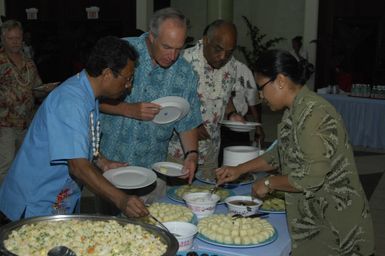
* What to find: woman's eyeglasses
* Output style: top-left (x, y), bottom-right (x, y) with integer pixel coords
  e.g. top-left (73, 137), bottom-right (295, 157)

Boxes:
top-left (257, 79), bottom-right (274, 91)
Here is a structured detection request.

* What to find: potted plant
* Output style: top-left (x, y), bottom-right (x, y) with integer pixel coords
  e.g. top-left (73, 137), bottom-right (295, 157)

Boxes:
top-left (238, 16), bottom-right (285, 70)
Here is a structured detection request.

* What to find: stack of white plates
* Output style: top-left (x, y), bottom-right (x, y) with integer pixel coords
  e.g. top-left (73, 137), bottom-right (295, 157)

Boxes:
top-left (220, 120), bottom-right (261, 132)
top-left (223, 146), bottom-right (264, 166)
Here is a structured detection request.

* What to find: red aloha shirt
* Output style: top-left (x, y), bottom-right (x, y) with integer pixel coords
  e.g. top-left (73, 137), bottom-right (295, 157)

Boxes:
top-left (0, 48), bottom-right (42, 128)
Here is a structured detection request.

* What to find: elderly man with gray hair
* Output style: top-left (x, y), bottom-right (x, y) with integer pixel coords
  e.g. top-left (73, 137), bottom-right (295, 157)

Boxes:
top-left (0, 20), bottom-right (42, 184)
top-left (99, 8), bottom-right (202, 205)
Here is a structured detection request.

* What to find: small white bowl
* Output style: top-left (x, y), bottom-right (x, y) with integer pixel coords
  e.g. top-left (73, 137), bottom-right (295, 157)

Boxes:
top-left (161, 221), bottom-right (198, 252)
top-left (183, 192), bottom-right (220, 219)
top-left (225, 195), bottom-right (262, 216)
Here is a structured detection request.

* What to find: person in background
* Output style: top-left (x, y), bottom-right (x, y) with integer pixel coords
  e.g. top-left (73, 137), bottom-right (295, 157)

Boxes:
top-left (216, 49), bottom-right (374, 255)
top-left (218, 59), bottom-right (265, 165)
top-left (0, 36), bottom-right (149, 225)
top-left (22, 31), bottom-right (34, 59)
top-left (168, 20), bottom-right (245, 180)
top-left (290, 35), bottom-right (308, 61)
top-left (100, 8), bottom-right (201, 201)
top-left (0, 20), bottom-right (42, 185)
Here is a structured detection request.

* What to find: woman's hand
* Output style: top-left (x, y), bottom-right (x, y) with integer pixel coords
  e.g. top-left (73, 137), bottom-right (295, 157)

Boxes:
top-left (251, 179), bottom-right (270, 199)
top-left (215, 166), bottom-right (242, 185)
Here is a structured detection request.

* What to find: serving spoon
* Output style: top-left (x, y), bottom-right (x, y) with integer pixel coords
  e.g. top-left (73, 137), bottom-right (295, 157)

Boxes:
top-left (148, 213), bottom-right (181, 237)
top-left (47, 246), bottom-right (76, 256)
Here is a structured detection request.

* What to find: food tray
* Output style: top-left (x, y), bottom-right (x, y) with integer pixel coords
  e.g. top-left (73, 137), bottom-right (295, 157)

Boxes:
top-left (0, 214), bottom-right (178, 256)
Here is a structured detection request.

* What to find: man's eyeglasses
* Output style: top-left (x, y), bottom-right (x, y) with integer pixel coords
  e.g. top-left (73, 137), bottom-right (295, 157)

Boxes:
top-left (112, 70), bottom-right (134, 87)
top-left (257, 78), bottom-right (274, 91)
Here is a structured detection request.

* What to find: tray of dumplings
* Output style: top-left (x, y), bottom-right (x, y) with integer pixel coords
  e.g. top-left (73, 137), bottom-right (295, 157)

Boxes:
top-left (140, 202), bottom-right (198, 224)
top-left (197, 214), bottom-right (277, 248)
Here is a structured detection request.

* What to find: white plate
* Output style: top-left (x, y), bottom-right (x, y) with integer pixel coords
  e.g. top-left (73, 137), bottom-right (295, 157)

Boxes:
top-left (152, 96), bottom-right (190, 124)
top-left (220, 120), bottom-right (261, 132)
top-left (103, 166), bottom-right (157, 189)
top-left (151, 162), bottom-right (187, 177)
top-left (195, 170), bottom-right (264, 186)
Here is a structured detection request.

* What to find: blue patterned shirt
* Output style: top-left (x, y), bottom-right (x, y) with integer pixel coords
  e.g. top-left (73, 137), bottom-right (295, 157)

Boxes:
top-left (100, 33), bottom-right (202, 168)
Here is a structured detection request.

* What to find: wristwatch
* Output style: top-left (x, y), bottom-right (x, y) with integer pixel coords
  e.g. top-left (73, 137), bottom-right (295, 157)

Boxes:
top-left (264, 176), bottom-right (273, 192)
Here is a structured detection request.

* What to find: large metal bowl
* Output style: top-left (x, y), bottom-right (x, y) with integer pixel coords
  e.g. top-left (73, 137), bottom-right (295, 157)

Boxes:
top-left (0, 214), bottom-right (178, 256)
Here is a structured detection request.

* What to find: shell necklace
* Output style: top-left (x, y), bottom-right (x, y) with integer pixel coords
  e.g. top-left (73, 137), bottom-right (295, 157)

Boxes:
top-left (7, 53), bottom-right (31, 86)
top-left (90, 111), bottom-right (100, 159)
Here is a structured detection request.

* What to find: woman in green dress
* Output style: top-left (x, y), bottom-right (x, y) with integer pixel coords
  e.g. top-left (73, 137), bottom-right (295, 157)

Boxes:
top-left (216, 50), bottom-right (375, 255)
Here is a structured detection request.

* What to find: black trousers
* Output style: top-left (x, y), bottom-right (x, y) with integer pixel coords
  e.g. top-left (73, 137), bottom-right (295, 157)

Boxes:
top-left (0, 211), bottom-right (11, 226)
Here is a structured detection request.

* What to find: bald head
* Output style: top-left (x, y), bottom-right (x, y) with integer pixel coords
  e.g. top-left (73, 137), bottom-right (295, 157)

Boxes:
top-left (203, 20), bottom-right (237, 69)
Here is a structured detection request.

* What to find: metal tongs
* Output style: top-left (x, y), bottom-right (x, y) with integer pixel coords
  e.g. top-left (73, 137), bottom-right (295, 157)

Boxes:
top-left (208, 176), bottom-right (220, 195)
top-left (231, 212), bottom-right (269, 219)
top-left (208, 184), bottom-right (219, 195)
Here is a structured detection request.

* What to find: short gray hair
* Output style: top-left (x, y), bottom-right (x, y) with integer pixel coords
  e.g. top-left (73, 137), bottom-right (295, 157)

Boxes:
top-left (149, 7), bottom-right (187, 37)
top-left (1, 20), bottom-right (23, 37)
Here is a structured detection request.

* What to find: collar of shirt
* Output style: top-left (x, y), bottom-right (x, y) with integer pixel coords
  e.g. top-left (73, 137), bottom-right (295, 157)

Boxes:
top-left (78, 69), bottom-right (99, 117)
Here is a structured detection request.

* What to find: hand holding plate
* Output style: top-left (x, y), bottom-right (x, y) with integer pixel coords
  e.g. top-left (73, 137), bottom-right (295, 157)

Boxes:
top-left (125, 102), bottom-right (161, 120)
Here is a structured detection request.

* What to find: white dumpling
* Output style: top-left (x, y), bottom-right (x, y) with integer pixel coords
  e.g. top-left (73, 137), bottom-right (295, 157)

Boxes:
top-left (231, 229), bottom-right (239, 237)
top-left (223, 235), bottom-right (233, 244)
top-left (241, 236), bottom-right (252, 245)
top-left (233, 236), bottom-right (242, 244)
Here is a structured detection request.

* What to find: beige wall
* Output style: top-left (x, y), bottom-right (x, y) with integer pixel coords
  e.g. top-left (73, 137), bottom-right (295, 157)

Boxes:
top-left (171, 0), bottom-right (317, 88)
top-left (172, 0), bottom-right (306, 50)
top-left (171, 0), bottom-right (208, 43)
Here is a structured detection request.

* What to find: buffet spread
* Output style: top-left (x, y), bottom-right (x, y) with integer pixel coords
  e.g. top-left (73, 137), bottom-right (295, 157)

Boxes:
top-left (0, 167), bottom-right (290, 256)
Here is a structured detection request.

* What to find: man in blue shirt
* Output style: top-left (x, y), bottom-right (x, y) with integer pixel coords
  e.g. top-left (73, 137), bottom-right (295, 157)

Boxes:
top-left (0, 36), bottom-right (149, 223)
top-left (100, 8), bottom-right (202, 187)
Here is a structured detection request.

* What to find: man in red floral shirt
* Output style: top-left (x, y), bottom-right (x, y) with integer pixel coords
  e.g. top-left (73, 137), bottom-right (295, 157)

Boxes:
top-left (0, 20), bottom-right (42, 184)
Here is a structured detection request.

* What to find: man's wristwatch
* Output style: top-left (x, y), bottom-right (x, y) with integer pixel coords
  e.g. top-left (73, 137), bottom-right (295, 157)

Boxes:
top-left (264, 176), bottom-right (274, 192)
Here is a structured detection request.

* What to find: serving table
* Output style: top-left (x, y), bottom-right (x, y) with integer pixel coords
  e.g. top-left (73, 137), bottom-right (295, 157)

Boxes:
top-left (321, 94), bottom-right (385, 150)
top-left (160, 180), bottom-right (292, 256)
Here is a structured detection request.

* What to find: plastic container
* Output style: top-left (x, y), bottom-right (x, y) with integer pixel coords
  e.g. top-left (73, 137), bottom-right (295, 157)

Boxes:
top-left (225, 195), bottom-right (262, 216)
top-left (183, 192), bottom-right (220, 219)
top-left (161, 221), bottom-right (198, 252)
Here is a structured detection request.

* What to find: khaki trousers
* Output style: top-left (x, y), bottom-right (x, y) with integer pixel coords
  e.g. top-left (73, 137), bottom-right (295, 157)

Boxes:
top-left (0, 127), bottom-right (26, 184)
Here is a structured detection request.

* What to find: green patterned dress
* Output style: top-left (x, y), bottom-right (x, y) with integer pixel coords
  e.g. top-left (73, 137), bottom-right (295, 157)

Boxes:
top-left (261, 86), bottom-right (375, 255)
